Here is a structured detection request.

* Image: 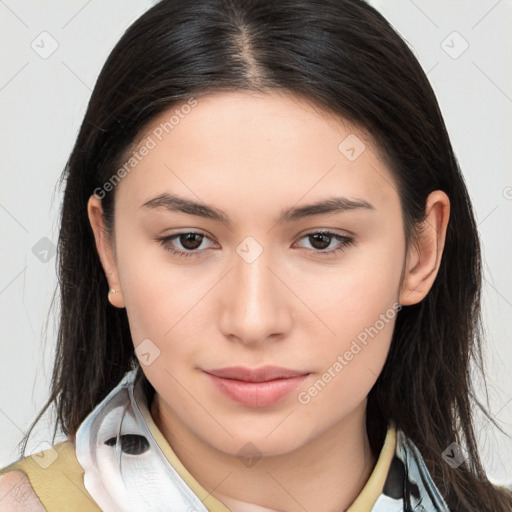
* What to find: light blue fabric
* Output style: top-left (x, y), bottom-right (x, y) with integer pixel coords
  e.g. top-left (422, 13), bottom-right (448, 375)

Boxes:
top-left (384, 430), bottom-right (451, 511)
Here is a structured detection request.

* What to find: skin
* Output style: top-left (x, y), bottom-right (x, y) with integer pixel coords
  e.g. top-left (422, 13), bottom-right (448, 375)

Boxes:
top-left (0, 90), bottom-right (449, 511)
top-left (0, 471), bottom-right (45, 511)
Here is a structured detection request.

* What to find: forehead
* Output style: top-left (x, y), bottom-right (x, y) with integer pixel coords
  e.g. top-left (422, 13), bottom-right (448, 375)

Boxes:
top-left (115, 90), bottom-right (400, 220)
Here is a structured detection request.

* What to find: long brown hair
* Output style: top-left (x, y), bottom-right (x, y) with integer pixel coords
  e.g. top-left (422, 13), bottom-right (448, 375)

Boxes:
top-left (21, 0), bottom-right (512, 510)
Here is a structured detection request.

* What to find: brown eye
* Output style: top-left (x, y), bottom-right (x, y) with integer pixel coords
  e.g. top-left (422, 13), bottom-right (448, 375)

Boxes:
top-left (308, 233), bottom-right (332, 250)
top-left (295, 231), bottom-right (355, 256)
top-left (155, 231), bottom-right (216, 258)
top-left (179, 232), bottom-right (204, 250)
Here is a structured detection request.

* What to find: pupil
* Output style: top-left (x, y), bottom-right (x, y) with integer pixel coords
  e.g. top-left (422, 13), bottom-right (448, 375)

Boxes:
top-left (182, 233), bottom-right (202, 250)
top-left (311, 233), bottom-right (330, 250)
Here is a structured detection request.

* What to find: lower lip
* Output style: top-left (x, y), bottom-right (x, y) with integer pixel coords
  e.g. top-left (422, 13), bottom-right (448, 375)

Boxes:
top-left (204, 373), bottom-right (309, 407)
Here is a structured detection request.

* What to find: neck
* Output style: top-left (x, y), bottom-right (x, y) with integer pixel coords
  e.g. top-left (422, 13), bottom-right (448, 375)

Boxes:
top-left (152, 398), bottom-right (378, 512)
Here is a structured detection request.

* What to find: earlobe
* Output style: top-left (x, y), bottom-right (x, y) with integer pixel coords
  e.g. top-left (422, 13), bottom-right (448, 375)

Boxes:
top-left (87, 195), bottom-right (126, 308)
top-left (107, 287), bottom-right (125, 309)
top-left (399, 190), bottom-right (450, 306)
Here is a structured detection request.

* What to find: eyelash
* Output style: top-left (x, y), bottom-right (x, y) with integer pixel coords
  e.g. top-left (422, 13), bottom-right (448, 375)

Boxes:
top-left (154, 231), bottom-right (354, 258)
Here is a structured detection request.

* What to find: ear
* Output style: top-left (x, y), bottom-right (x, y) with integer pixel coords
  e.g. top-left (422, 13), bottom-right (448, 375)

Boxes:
top-left (87, 194), bottom-right (125, 308)
top-left (399, 190), bottom-right (450, 306)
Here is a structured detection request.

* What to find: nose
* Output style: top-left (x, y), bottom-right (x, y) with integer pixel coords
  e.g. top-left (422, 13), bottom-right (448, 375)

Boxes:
top-left (218, 241), bottom-right (293, 346)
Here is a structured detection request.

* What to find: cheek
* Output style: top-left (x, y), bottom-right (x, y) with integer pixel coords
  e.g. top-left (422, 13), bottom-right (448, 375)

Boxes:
top-left (112, 227), bottom-right (204, 366)
top-left (304, 230), bottom-right (404, 344)
top-left (296, 293), bottom-right (400, 420)
top-left (295, 233), bottom-right (404, 404)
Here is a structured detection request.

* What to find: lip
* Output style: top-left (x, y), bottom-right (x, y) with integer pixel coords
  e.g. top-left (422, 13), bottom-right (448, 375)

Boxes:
top-left (203, 366), bottom-right (309, 407)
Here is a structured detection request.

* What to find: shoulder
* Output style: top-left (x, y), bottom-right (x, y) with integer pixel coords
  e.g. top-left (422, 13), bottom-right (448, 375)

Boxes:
top-left (0, 441), bottom-right (101, 511)
top-left (0, 470), bottom-right (45, 511)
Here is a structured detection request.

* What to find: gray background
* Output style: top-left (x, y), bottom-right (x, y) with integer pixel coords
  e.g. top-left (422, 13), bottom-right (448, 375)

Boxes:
top-left (1, 0), bottom-right (511, 486)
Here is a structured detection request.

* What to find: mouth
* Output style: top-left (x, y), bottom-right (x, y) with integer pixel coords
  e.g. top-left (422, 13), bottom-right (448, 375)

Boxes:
top-left (202, 366), bottom-right (310, 407)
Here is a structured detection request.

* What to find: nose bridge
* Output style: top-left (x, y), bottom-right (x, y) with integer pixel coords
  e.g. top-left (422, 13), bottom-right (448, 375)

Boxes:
top-left (234, 235), bottom-right (276, 315)
top-left (220, 235), bottom-right (290, 343)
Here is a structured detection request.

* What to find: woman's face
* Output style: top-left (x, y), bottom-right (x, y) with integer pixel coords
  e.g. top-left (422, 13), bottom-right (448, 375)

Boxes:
top-left (92, 90), bottom-right (409, 457)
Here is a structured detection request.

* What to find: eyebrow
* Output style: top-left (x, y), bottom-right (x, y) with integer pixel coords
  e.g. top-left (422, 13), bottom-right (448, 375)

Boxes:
top-left (141, 193), bottom-right (375, 225)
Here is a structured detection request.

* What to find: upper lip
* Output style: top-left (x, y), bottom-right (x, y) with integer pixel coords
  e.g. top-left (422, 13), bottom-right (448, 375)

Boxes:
top-left (203, 366), bottom-right (308, 382)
